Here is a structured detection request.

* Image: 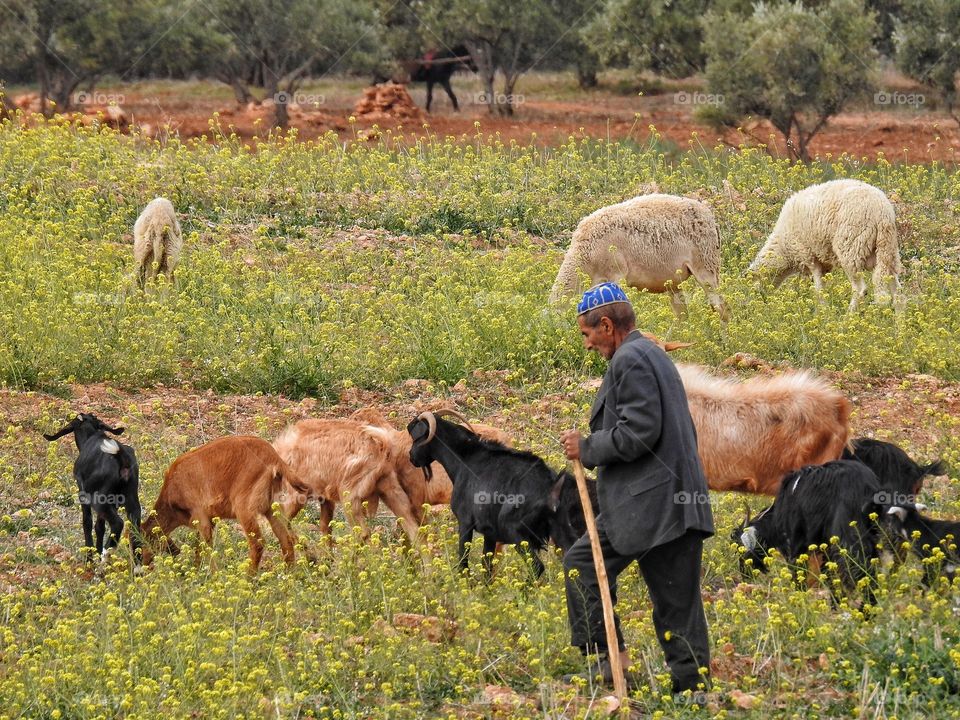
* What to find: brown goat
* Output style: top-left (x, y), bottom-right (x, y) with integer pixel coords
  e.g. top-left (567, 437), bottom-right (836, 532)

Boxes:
top-left (273, 419), bottom-right (420, 542)
top-left (273, 410), bottom-right (513, 541)
top-left (141, 435), bottom-right (305, 571)
top-left (351, 408), bottom-right (513, 506)
top-left (677, 364), bottom-right (851, 494)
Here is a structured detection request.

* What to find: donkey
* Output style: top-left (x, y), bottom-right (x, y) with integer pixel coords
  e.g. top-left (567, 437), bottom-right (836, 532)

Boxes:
top-left (410, 45), bottom-right (477, 112)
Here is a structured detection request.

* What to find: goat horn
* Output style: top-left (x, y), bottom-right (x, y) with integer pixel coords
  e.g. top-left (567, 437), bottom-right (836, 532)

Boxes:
top-left (432, 408), bottom-right (476, 433)
top-left (742, 501), bottom-right (752, 527)
top-left (416, 411), bottom-right (437, 444)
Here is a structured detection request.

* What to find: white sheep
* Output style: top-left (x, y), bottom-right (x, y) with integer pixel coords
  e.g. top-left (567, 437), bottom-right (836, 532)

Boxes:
top-left (133, 197), bottom-right (182, 287)
top-left (749, 179), bottom-right (902, 310)
top-left (549, 194), bottom-right (729, 320)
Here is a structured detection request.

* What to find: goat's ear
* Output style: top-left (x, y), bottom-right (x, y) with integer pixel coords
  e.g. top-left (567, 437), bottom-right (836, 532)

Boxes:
top-left (107, 425), bottom-right (124, 436)
top-left (663, 341), bottom-right (693, 352)
top-left (548, 473), bottom-right (565, 513)
top-left (43, 421), bottom-right (76, 441)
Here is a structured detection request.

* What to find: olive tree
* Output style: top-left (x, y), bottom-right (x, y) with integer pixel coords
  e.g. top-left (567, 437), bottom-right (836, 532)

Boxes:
top-left (895, 0), bottom-right (960, 125)
top-left (701, 0), bottom-right (878, 161)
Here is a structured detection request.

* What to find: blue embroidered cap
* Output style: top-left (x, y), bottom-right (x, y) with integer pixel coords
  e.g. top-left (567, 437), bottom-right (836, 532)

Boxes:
top-left (577, 282), bottom-right (631, 315)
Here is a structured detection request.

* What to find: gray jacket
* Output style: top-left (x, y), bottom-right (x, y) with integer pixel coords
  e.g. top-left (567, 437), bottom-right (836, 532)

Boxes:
top-left (580, 330), bottom-right (715, 555)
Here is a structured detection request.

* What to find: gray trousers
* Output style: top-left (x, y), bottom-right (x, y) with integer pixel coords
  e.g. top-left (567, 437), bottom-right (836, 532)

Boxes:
top-left (563, 519), bottom-right (711, 693)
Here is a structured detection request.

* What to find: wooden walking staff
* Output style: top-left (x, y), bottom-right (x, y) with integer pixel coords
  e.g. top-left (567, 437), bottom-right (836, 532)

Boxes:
top-left (572, 459), bottom-right (627, 701)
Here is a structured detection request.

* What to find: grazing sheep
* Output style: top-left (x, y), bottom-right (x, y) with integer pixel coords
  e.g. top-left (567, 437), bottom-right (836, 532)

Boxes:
top-left (678, 364), bottom-right (851, 495)
top-left (141, 436), bottom-right (306, 572)
top-left (549, 194), bottom-right (729, 320)
top-left (749, 179), bottom-right (903, 310)
top-left (133, 197), bottom-right (182, 287)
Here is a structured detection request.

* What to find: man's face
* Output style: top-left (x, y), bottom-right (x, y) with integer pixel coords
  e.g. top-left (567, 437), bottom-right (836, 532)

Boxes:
top-left (577, 315), bottom-right (617, 360)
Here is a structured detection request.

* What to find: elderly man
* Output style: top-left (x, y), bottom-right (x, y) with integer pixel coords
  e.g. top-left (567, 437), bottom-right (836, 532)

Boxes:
top-left (559, 282), bottom-right (714, 697)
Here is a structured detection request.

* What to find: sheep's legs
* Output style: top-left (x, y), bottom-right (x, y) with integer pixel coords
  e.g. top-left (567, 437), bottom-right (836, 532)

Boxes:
top-left (666, 286), bottom-right (687, 318)
top-left (848, 275), bottom-right (868, 312)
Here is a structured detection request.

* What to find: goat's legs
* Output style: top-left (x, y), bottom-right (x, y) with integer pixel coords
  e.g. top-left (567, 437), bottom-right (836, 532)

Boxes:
top-left (457, 524), bottom-right (474, 573)
top-left (481, 534), bottom-right (497, 579)
top-left (378, 478), bottom-right (421, 545)
top-left (123, 496), bottom-right (143, 560)
top-left (94, 516), bottom-right (106, 554)
top-left (266, 512), bottom-right (296, 565)
top-left (237, 513), bottom-right (265, 572)
top-left (425, 81), bottom-right (434, 112)
top-left (80, 504), bottom-right (96, 561)
top-left (96, 505), bottom-right (126, 561)
top-left (515, 543), bottom-right (545, 579)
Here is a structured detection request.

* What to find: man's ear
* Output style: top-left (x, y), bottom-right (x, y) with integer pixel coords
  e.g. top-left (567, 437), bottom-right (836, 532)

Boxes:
top-left (600, 316), bottom-right (614, 334)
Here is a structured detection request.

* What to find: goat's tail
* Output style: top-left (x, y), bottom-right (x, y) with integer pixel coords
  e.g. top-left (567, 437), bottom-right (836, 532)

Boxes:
top-left (549, 243), bottom-right (582, 304)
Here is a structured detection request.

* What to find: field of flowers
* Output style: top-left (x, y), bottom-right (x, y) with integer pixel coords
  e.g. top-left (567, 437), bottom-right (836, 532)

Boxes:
top-left (1, 117), bottom-right (959, 718)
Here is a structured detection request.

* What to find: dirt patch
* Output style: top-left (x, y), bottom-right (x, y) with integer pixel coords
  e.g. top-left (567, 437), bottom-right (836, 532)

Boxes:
top-left (15, 80), bottom-right (959, 162)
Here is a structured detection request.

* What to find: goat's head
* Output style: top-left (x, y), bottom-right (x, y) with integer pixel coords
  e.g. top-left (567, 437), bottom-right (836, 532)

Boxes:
top-left (406, 409), bottom-right (475, 481)
top-left (43, 413), bottom-right (124, 445)
top-left (730, 502), bottom-right (772, 577)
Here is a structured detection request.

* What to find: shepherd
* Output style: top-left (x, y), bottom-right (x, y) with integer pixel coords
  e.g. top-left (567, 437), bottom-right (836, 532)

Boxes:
top-left (559, 282), bottom-right (714, 699)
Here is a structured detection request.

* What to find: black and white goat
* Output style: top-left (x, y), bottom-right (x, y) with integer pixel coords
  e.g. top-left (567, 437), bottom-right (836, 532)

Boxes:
top-left (407, 409), bottom-right (592, 578)
top-left (886, 504), bottom-right (959, 585)
top-left (731, 460), bottom-right (892, 601)
top-left (44, 413), bottom-right (142, 562)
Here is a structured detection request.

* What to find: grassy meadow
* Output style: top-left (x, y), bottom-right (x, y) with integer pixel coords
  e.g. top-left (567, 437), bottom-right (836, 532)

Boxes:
top-left (0, 116), bottom-right (959, 718)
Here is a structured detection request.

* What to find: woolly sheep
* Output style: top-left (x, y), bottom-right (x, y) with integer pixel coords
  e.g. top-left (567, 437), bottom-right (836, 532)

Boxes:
top-left (749, 179), bottom-right (903, 310)
top-left (549, 194), bottom-right (729, 320)
top-left (133, 197), bottom-right (182, 287)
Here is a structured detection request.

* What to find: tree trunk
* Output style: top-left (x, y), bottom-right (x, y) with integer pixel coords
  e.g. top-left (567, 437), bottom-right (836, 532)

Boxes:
top-left (231, 79), bottom-right (253, 105)
top-left (466, 39), bottom-right (497, 115)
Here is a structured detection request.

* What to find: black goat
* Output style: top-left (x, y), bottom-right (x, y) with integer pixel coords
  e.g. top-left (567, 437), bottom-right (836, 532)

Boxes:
top-left (886, 504), bottom-right (960, 585)
top-left (731, 460), bottom-right (893, 601)
top-left (44, 413), bottom-right (142, 562)
top-left (843, 437), bottom-right (945, 501)
top-left (407, 409), bottom-right (587, 577)
top-left (409, 45), bottom-right (476, 112)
